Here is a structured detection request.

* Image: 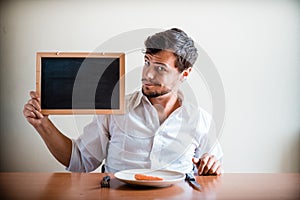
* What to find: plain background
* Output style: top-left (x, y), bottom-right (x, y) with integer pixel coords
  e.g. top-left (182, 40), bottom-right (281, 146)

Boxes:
top-left (0, 0), bottom-right (299, 173)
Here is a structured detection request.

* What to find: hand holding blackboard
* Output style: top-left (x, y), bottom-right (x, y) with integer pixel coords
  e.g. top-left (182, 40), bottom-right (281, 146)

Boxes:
top-left (23, 91), bottom-right (47, 126)
top-left (23, 90), bottom-right (73, 166)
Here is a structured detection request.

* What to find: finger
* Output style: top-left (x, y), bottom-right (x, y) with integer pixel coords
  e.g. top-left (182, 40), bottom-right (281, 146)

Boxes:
top-left (200, 153), bottom-right (209, 159)
top-left (32, 108), bottom-right (44, 119)
top-left (30, 91), bottom-right (40, 101)
top-left (24, 104), bottom-right (36, 113)
top-left (23, 104), bottom-right (38, 118)
top-left (215, 166), bottom-right (222, 176)
top-left (27, 99), bottom-right (41, 111)
top-left (24, 103), bottom-right (43, 119)
top-left (27, 116), bottom-right (37, 124)
top-left (208, 160), bottom-right (220, 175)
top-left (24, 109), bottom-right (37, 118)
top-left (203, 155), bottom-right (216, 175)
top-left (192, 157), bottom-right (200, 166)
top-left (198, 155), bottom-right (209, 175)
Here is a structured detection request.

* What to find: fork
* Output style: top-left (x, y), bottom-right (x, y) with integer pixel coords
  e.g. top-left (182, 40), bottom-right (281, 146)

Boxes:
top-left (100, 175), bottom-right (111, 188)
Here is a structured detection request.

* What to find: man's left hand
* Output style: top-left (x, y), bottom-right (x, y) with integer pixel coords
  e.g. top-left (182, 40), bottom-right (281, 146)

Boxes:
top-left (192, 153), bottom-right (222, 176)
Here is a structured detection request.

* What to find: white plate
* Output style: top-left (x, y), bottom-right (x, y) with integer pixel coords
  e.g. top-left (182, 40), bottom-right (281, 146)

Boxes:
top-left (114, 169), bottom-right (185, 187)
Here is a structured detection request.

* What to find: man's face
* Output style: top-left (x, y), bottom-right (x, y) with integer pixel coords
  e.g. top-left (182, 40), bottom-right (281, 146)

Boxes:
top-left (142, 50), bottom-right (184, 98)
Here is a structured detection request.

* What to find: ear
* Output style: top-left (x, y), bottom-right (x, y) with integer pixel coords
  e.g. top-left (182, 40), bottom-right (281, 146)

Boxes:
top-left (180, 67), bottom-right (192, 81)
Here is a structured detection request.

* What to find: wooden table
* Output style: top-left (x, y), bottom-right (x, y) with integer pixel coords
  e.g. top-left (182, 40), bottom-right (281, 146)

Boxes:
top-left (0, 173), bottom-right (299, 200)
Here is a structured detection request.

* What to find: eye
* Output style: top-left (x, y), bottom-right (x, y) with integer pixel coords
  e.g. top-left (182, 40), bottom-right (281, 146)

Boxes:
top-left (157, 66), bottom-right (166, 71)
top-left (144, 60), bottom-right (150, 66)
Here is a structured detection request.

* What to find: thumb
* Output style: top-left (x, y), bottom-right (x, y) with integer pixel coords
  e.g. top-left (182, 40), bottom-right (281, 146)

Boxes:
top-left (192, 157), bottom-right (200, 165)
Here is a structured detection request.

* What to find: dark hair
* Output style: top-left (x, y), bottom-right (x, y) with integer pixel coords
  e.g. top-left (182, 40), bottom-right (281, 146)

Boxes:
top-left (144, 28), bottom-right (198, 72)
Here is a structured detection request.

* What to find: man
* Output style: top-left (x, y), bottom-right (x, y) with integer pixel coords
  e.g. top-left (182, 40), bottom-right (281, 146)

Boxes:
top-left (23, 28), bottom-right (223, 175)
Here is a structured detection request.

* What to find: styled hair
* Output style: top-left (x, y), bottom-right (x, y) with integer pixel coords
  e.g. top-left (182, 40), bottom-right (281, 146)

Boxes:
top-left (144, 28), bottom-right (198, 72)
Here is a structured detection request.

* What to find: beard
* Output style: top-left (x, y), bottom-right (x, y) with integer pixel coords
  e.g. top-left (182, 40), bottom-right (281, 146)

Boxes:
top-left (142, 87), bottom-right (171, 98)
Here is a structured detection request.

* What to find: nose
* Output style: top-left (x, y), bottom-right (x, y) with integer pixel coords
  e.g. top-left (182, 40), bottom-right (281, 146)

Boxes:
top-left (143, 65), bottom-right (155, 80)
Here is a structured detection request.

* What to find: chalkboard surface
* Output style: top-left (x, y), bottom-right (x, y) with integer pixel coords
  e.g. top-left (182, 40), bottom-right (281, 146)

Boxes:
top-left (36, 52), bottom-right (125, 114)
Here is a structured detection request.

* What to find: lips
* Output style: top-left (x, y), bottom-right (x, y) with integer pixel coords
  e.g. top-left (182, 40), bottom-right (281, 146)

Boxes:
top-left (143, 82), bottom-right (155, 87)
top-left (141, 79), bottom-right (161, 87)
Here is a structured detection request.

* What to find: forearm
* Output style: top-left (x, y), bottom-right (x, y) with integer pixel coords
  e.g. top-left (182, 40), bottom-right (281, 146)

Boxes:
top-left (34, 117), bottom-right (72, 167)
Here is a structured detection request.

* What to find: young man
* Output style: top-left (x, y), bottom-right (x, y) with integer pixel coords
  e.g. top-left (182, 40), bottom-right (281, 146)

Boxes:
top-left (23, 28), bottom-right (223, 175)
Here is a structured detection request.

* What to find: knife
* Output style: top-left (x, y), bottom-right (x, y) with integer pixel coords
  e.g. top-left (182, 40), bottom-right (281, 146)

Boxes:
top-left (185, 173), bottom-right (202, 191)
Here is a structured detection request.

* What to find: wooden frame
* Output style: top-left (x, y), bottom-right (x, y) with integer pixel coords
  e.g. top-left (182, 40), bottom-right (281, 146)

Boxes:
top-left (36, 52), bottom-right (125, 115)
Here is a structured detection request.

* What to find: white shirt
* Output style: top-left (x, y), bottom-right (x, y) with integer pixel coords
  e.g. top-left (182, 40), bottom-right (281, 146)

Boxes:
top-left (67, 90), bottom-right (223, 173)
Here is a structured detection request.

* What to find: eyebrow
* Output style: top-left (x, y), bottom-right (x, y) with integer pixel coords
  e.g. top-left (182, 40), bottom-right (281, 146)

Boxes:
top-left (144, 55), bottom-right (169, 68)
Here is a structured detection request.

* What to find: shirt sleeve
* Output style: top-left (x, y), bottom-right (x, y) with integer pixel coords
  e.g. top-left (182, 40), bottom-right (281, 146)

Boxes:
top-left (66, 115), bottom-right (110, 172)
top-left (195, 108), bottom-right (223, 161)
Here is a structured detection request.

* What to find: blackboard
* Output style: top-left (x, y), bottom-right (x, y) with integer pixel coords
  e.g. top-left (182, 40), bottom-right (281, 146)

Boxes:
top-left (36, 52), bottom-right (125, 114)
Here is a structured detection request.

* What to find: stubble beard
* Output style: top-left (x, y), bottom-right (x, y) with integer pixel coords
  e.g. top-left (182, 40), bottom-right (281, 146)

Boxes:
top-left (142, 87), bottom-right (171, 98)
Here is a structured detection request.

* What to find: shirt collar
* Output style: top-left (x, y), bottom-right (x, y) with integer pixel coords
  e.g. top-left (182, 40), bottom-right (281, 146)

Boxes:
top-left (131, 89), bottom-right (144, 109)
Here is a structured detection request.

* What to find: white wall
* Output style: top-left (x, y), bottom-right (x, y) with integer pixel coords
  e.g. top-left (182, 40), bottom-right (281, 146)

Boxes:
top-left (0, 0), bottom-right (299, 172)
